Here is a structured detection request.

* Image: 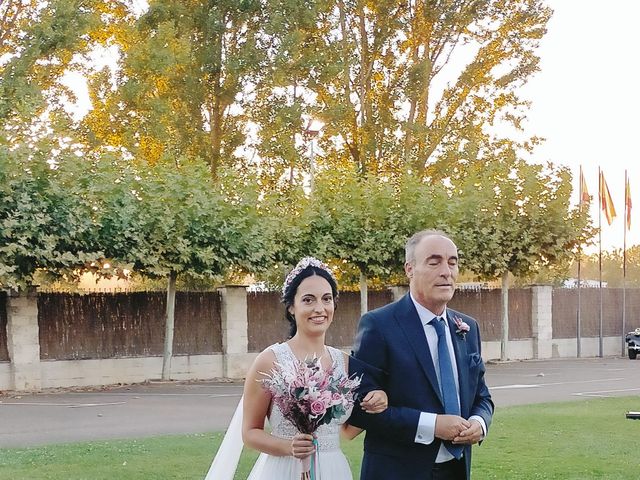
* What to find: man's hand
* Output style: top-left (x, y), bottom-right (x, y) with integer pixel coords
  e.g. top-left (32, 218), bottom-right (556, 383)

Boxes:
top-left (360, 390), bottom-right (388, 414)
top-left (434, 414), bottom-right (470, 441)
top-left (452, 418), bottom-right (483, 445)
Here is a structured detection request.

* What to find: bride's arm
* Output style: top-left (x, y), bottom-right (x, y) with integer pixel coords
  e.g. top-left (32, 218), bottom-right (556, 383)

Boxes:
top-left (343, 352), bottom-right (388, 413)
top-left (340, 352), bottom-right (388, 441)
top-left (242, 350), bottom-right (292, 456)
top-left (341, 423), bottom-right (363, 440)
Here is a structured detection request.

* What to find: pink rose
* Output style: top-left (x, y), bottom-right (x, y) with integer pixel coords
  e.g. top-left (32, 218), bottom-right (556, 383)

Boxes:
top-left (310, 400), bottom-right (326, 415)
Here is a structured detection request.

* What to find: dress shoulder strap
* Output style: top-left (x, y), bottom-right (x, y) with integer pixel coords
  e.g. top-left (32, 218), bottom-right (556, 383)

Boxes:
top-left (326, 346), bottom-right (346, 374)
top-left (267, 342), bottom-right (295, 364)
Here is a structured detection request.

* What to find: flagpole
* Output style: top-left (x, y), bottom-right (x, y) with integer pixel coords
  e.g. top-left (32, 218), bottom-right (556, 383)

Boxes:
top-left (622, 169), bottom-right (628, 357)
top-left (598, 167), bottom-right (603, 358)
top-left (577, 166), bottom-right (583, 358)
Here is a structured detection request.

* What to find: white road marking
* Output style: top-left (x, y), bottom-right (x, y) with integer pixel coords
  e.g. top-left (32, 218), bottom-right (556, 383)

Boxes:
top-left (0, 393), bottom-right (242, 406)
top-left (68, 402), bottom-right (126, 408)
top-left (573, 387), bottom-right (640, 398)
top-left (492, 377), bottom-right (625, 390)
top-left (492, 384), bottom-right (540, 390)
top-left (540, 378), bottom-right (625, 386)
top-left (148, 384), bottom-right (242, 388)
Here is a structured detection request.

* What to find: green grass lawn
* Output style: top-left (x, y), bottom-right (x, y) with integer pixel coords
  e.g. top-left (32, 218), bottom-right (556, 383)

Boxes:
top-left (1, 396), bottom-right (639, 479)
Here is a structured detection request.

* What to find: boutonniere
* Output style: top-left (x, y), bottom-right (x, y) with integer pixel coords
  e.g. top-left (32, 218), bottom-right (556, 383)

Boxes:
top-left (453, 316), bottom-right (470, 339)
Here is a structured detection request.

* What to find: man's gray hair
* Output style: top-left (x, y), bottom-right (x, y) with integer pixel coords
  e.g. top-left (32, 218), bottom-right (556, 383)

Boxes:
top-left (405, 229), bottom-right (453, 264)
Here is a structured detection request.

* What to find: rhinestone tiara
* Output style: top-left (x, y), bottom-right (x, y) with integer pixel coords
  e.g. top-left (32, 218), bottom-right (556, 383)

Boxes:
top-left (282, 257), bottom-right (336, 296)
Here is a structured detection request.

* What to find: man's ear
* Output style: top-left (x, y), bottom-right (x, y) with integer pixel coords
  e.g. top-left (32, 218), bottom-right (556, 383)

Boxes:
top-left (405, 262), bottom-right (413, 278)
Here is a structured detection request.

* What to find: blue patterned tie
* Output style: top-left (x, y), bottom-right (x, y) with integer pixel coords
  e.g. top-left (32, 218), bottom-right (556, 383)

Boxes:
top-left (431, 316), bottom-right (463, 459)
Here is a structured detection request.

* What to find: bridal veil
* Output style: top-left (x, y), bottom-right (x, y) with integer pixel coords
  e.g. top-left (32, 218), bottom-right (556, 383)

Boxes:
top-left (203, 396), bottom-right (245, 480)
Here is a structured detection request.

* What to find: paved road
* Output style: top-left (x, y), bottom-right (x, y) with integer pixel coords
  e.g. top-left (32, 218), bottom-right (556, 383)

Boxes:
top-left (1, 357), bottom-right (639, 448)
top-left (486, 357), bottom-right (640, 406)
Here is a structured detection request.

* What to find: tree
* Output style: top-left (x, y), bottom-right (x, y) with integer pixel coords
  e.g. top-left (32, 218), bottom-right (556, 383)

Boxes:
top-left (82, 0), bottom-right (266, 176)
top-left (0, 142), bottom-right (102, 290)
top-left (449, 151), bottom-right (592, 359)
top-left (250, 0), bottom-right (551, 181)
top-left (299, 168), bottom-right (447, 313)
top-left (0, 0), bottom-right (105, 142)
top-left (89, 156), bottom-right (272, 379)
top-left (571, 247), bottom-right (640, 288)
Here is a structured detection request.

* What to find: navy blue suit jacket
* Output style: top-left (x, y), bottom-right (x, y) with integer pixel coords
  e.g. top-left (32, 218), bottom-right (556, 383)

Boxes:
top-left (349, 294), bottom-right (494, 480)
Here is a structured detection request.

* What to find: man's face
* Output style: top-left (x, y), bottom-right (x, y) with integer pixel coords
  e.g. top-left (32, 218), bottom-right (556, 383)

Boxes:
top-left (405, 235), bottom-right (458, 314)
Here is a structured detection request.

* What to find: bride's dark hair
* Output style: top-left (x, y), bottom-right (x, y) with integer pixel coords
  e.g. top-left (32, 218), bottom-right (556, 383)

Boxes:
top-left (282, 262), bottom-right (338, 338)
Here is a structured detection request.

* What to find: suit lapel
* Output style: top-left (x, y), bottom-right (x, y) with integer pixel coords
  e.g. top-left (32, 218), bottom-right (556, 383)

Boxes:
top-left (446, 309), bottom-right (469, 413)
top-left (395, 295), bottom-right (443, 405)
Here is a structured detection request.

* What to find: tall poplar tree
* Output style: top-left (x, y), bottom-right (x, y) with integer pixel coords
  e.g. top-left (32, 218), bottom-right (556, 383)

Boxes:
top-left (82, 0), bottom-right (266, 177)
top-left (252, 0), bottom-right (552, 182)
top-left (0, 0), bottom-right (103, 141)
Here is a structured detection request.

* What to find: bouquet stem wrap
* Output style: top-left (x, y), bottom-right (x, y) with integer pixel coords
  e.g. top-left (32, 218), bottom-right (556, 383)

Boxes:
top-left (300, 438), bottom-right (319, 480)
top-left (301, 455), bottom-right (310, 479)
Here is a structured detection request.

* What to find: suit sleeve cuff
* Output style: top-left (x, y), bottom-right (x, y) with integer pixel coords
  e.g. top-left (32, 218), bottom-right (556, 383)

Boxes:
top-left (414, 412), bottom-right (436, 445)
top-left (469, 415), bottom-right (487, 439)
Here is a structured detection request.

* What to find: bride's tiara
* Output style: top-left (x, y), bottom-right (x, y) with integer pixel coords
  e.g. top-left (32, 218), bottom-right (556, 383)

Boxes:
top-left (282, 257), bottom-right (336, 296)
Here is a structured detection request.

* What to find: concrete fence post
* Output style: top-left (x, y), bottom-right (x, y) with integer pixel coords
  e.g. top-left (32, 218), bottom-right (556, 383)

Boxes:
top-left (389, 286), bottom-right (409, 302)
top-left (531, 285), bottom-right (553, 359)
top-left (218, 285), bottom-right (250, 379)
top-left (6, 287), bottom-right (41, 390)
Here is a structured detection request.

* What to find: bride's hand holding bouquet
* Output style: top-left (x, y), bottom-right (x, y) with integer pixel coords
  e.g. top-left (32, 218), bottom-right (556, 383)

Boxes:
top-left (261, 355), bottom-right (361, 479)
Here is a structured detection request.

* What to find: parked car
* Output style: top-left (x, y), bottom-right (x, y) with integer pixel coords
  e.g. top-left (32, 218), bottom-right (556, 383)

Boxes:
top-left (625, 328), bottom-right (640, 359)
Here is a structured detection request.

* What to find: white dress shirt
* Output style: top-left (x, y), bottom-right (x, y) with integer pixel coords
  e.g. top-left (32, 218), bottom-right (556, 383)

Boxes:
top-left (409, 294), bottom-right (487, 462)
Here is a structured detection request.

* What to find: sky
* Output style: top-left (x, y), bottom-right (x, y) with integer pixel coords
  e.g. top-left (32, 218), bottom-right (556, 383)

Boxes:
top-left (522, 0), bottom-right (640, 252)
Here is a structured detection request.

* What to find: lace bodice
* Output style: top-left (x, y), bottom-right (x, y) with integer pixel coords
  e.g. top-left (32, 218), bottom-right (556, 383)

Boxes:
top-left (267, 343), bottom-right (351, 452)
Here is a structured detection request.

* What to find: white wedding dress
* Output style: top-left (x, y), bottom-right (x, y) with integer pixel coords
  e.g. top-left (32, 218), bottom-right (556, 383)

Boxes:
top-left (248, 342), bottom-right (354, 479)
top-left (204, 342), bottom-right (354, 480)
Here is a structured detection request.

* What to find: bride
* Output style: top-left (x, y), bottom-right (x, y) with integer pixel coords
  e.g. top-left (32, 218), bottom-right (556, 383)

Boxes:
top-left (204, 257), bottom-right (387, 480)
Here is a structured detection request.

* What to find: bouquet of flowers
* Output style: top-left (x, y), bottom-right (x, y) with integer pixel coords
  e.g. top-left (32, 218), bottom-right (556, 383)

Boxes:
top-left (261, 355), bottom-right (361, 479)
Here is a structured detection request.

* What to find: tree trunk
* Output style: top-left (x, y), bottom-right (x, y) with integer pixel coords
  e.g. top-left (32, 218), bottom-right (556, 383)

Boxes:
top-left (161, 271), bottom-right (177, 381)
top-left (337, 0), bottom-right (361, 172)
top-left (360, 270), bottom-right (368, 316)
top-left (500, 271), bottom-right (509, 361)
top-left (208, 12), bottom-right (225, 179)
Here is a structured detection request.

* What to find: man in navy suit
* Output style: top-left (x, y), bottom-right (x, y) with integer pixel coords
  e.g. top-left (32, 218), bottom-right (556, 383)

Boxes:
top-left (350, 230), bottom-right (494, 480)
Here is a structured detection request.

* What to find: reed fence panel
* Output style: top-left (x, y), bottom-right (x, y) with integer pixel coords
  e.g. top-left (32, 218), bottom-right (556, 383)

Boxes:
top-left (448, 288), bottom-right (532, 342)
top-left (38, 291), bottom-right (222, 360)
top-left (553, 288), bottom-right (640, 338)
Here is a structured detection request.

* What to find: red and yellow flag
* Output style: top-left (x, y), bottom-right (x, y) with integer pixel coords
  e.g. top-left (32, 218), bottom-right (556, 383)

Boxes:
top-left (579, 167), bottom-right (590, 205)
top-left (626, 175), bottom-right (632, 230)
top-left (599, 171), bottom-right (617, 226)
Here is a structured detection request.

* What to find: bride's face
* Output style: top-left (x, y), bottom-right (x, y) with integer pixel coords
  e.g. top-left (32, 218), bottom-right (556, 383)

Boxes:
top-left (289, 274), bottom-right (335, 336)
